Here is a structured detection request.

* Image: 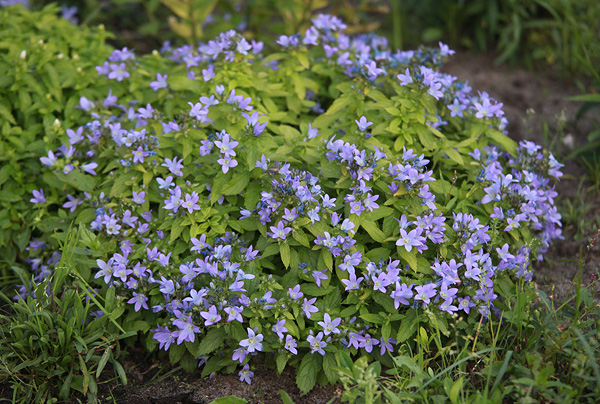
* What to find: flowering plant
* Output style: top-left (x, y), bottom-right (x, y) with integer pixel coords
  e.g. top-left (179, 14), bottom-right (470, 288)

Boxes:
top-left (22, 14), bottom-right (563, 392)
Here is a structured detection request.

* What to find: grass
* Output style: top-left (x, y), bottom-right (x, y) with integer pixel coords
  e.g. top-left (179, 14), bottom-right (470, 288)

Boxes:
top-left (0, 229), bottom-right (133, 404)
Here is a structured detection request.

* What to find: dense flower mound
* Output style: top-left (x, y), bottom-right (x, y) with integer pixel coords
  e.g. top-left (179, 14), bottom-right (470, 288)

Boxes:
top-left (22, 14), bottom-right (563, 391)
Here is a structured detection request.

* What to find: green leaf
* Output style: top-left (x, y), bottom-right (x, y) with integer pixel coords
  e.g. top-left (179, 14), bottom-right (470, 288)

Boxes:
top-left (296, 52), bottom-right (310, 70)
top-left (397, 247), bottom-right (418, 270)
top-left (301, 284), bottom-right (334, 296)
top-left (325, 95), bottom-right (353, 115)
top-left (396, 309), bottom-right (418, 342)
top-left (208, 396), bottom-right (247, 404)
top-left (280, 390), bottom-right (294, 404)
top-left (197, 327), bottom-right (227, 355)
top-left (323, 353), bottom-right (338, 383)
top-left (59, 370), bottom-right (73, 399)
top-left (168, 75), bottom-right (204, 93)
top-left (55, 170), bottom-right (95, 193)
top-left (443, 147), bottom-right (464, 165)
top-left (292, 229), bottom-right (310, 247)
top-left (0, 102), bottom-right (15, 124)
top-left (222, 171), bottom-right (249, 195)
top-left (360, 313), bottom-right (384, 324)
top-left (95, 348), bottom-right (111, 378)
top-left (486, 129), bottom-right (517, 155)
top-left (280, 242), bottom-right (290, 268)
top-left (361, 221), bottom-right (386, 243)
top-left (276, 352), bottom-right (288, 374)
top-left (296, 353), bottom-right (322, 394)
top-left (565, 93), bottom-right (600, 102)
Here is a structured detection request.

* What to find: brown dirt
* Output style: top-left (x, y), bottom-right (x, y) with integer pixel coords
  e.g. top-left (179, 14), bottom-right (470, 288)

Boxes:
top-left (91, 348), bottom-right (342, 404)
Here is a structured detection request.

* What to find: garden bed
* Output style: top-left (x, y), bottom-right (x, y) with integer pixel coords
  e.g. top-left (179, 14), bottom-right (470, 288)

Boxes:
top-left (6, 49), bottom-right (591, 404)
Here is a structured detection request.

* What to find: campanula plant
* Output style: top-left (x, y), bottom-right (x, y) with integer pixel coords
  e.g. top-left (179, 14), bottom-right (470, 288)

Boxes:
top-left (19, 12), bottom-right (564, 394)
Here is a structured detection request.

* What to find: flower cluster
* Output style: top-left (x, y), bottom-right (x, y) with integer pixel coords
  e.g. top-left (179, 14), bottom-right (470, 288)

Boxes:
top-left (21, 13), bottom-right (565, 391)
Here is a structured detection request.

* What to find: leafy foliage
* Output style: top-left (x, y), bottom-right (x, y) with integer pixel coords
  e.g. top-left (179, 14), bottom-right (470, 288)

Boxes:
top-left (0, 4), bottom-right (112, 280)
top-left (11, 8), bottom-right (565, 395)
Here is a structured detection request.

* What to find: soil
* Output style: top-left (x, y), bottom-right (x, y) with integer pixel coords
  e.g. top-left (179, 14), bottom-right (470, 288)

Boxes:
top-left (2, 51), bottom-right (599, 404)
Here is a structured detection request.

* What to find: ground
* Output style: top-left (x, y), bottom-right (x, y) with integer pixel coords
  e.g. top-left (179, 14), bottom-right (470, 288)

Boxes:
top-left (3, 51), bottom-right (599, 404)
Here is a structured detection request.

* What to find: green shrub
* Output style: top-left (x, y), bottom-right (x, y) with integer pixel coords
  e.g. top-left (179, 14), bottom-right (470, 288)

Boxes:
top-left (17, 13), bottom-right (564, 395)
top-left (0, 4), bottom-right (112, 278)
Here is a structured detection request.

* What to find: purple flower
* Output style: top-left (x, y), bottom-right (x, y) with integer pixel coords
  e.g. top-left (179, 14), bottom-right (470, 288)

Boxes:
top-left (132, 190), bottom-right (145, 204)
top-left (396, 228), bottom-right (424, 252)
top-left (307, 123), bottom-right (319, 139)
top-left (397, 68), bottom-right (413, 86)
top-left (371, 272), bottom-right (392, 293)
top-left (161, 156), bottom-right (184, 176)
top-left (312, 270), bottom-right (328, 287)
top-left (256, 154), bottom-right (269, 170)
top-left (191, 234), bottom-right (207, 252)
top-left (152, 326), bottom-right (175, 351)
top-left (362, 334), bottom-right (379, 353)
top-left (94, 258), bottom-right (114, 284)
top-left (414, 284), bottom-right (437, 306)
top-left (127, 292), bottom-right (148, 312)
top-left (173, 316), bottom-right (200, 344)
top-left (201, 305), bottom-right (222, 326)
top-left (239, 364), bottom-right (254, 385)
top-left (364, 60), bottom-right (385, 80)
top-left (268, 221), bottom-right (291, 240)
top-left (253, 121), bottom-right (268, 135)
top-left (241, 111), bottom-right (263, 127)
top-left (439, 298), bottom-right (458, 314)
top-left (217, 156), bottom-right (238, 174)
top-left (380, 338), bottom-right (396, 356)
top-left (82, 162), bottom-right (98, 175)
top-left (40, 150), bottom-right (57, 166)
top-left (458, 296), bottom-right (475, 314)
top-left (307, 332), bottom-right (327, 355)
top-left (225, 306), bottom-right (244, 323)
top-left (232, 347), bottom-right (247, 363)
top-left (284, 335), bottom-right (298, 355)
top-left (30, 189), bottom-right (46, 204)
top-left (302, 297), bottom-right (319, 318)
top-left (239, 328), bottom-right (263, 353)
top-left (341, 273), bottom-right (363, 291)
top-left (355, 116), bottom-right (373, 132)
top-left (150, 73), bottom-right (168, 91)
top-left (317, 313), bottom-right (341, 335)
top-left (288, 285), bottom-right (303, 300)
top-left (104, 89), bottom-right (117, 107)
top-left (214, 133), bottom-right (238, 157)
top-left (272, 319), bottom-right (287, 339)
top-left (63, 194), bottom-right (83, 212)
top-left (108, 63), bottom-right (130, 81)
top-left (67, 127), bottom-right (84, 145)
top-left (138, 103), bottom-right (154, 119)
top-left (133, 146), bottom-right (148, 164)
top-left (474, 99), bottom-right (492, 119)
top-left (182, 192), bottom-right (201, 213)
top-left (350, 201), bottom-right (364, 216)
top-left (448, 99), bottom-right (466, 117)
